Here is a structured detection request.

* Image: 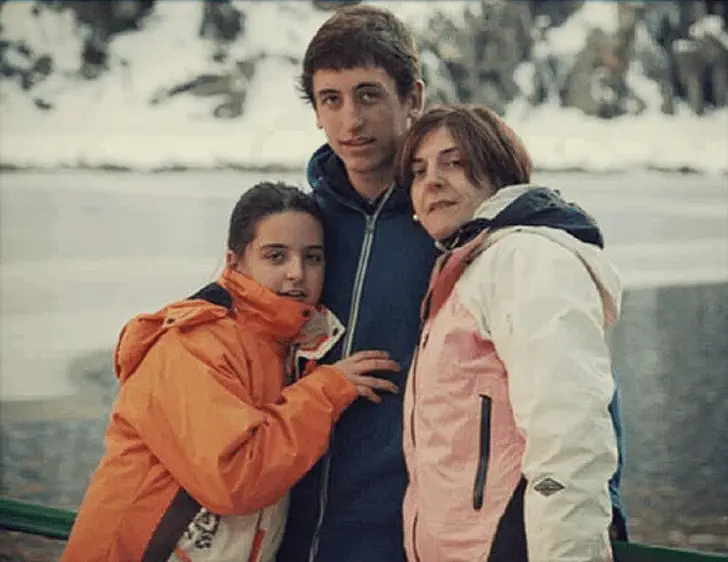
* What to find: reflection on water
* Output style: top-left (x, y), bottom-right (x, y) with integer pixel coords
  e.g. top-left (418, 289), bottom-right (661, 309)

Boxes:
top-left (611, 282), bottom-right (728, 552)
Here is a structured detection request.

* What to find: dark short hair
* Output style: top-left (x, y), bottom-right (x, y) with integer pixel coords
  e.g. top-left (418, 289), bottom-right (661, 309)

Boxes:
top-left (396, 104), bottom-right (533, 191)
top-left (299, 4), bottom-right (420, 105)
top-left (227, 182), bottom-right (323, 256)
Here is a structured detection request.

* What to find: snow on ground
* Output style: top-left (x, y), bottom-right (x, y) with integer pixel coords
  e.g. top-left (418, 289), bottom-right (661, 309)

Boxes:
top-left (0, 1), bottom-right (727, 174)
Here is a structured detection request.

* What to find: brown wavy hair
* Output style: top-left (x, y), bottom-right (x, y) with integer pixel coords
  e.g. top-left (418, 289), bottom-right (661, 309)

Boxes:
top-left (396, 104), bottom-right (532, 191)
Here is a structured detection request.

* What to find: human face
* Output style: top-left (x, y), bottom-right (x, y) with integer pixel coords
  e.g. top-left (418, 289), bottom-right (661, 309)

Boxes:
top-left (410, 127), bottom-right (495, 241)
top-left (227, 211), bottom-right (325, 305)
top-left (313, 66), bottom-right (422, 193)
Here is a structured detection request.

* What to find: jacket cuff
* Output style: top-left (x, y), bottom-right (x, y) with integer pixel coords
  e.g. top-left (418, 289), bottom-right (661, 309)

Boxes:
top-left (305, 365), bottom-right (358, 419)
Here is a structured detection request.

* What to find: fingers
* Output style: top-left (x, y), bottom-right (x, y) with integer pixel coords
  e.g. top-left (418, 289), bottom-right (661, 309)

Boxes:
top-left (348, 374), bottom-right (399, 394)
top-left (353, 358), bottom-right (401, 375)
top-left (334, 350), bottom-right (402, 405)
top-left (357, 385), bottom-right (382, 404)
top-left (335, 352), bottom-right (401, 377)
top-left (346, 350), bottom-right (393, 362)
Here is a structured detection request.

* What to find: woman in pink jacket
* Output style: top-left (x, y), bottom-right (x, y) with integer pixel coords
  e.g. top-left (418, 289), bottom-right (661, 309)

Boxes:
top-left (396, 105), bottom-right (624, 562)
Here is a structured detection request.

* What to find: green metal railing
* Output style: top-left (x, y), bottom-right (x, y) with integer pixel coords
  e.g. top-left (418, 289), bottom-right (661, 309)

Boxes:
top-left (1, 497), bottom-right (76, 540)
top-left (612, 541), bottom-right (728, 562)
top-left (1, 497), bottom-right (726, 561)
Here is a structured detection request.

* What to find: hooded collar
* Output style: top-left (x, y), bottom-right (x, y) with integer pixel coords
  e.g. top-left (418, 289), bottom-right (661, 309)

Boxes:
top-left (218, 267), bottom-right (319, 343)
top-left (114, 268), bottom-right (343, 385)
top-left (307, 144), bottom-right (414, 216)
top-left (425, 186), bottom-right (619, 328)
top-left (436, 184), bottom-right (604, 252)
top-left (218, 268), bottom-right (345, 359)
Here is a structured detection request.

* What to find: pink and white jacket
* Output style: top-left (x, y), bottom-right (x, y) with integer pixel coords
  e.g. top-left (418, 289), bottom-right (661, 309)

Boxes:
top-left (403, 185), bottom-right (622, 562)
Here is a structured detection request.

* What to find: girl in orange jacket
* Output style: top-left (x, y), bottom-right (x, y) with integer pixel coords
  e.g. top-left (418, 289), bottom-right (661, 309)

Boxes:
top-left (61, 181), bottom-right (400, 562)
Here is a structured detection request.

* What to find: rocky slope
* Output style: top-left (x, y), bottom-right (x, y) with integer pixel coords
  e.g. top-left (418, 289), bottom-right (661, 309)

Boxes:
top-left (1, 1), bottom-right (727, 173)
top-left (3, 0), bottom-right (727, 119)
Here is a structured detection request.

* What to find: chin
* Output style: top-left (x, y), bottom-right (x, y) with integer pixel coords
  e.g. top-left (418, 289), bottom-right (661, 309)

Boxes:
top-left (424, 223), bottom-right (455, 241)
top-left (344, 160), bottom-right (382, 175)
top-left (343, 152), bottom-right (391, 174)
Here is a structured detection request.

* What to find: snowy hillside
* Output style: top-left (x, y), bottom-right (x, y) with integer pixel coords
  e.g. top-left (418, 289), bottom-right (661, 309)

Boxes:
top-left (1, 1), bottom-right (727, 174)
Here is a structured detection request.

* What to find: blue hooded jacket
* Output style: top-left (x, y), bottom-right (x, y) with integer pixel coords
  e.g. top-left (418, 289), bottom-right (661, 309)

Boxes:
top-left (276, 145), bottom-right (437, 562)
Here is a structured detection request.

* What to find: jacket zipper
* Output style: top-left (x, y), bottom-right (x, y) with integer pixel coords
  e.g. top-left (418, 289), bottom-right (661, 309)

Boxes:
top-left (308, 186), bottom-right (394, 562)
top-left (473, 395), bottom-right (492, 510)
top-left (407, 256), bottom-right (441, 558)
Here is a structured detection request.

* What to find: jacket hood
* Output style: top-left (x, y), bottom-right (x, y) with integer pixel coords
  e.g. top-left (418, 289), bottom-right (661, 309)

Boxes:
top-left (440, 184), bottom-right (604, 251)
top-left (114, 268), bottom-right (344, 384)
top-left (434, 185), bottom-right (621, 325)
top-left (486, 224), bottom-right (622, 326)
top-left (307, 144), bottom-right (413, 215)
top-left (113, 298), bottom-right (228, 385)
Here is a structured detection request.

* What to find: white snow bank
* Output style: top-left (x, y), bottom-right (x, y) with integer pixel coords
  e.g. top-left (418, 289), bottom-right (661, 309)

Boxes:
top-left (1, 1), bottom-right (726, 174)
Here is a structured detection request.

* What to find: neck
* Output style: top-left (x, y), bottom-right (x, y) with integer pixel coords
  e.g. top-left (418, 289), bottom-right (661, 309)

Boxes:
top-left (347, 166), bottom-right (395, 202)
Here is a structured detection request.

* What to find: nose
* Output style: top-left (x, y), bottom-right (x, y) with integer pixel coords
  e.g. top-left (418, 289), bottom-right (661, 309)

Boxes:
top-left (342, 98), bottom-right (364, 133)
top-left (423, 164), bottom-right (445, 191)
top-left (286, 256), bottom-right (304, 282)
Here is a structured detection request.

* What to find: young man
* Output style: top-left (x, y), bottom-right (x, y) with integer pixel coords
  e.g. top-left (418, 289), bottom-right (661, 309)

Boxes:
top-left (275, 6), bottom-right (435, 562)
top-left (277, 5), bottom-right (627, 562)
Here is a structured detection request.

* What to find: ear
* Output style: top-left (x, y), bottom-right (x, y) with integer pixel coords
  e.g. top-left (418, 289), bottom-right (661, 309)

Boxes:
top-left (408, 79), bottom-right (425, 120)
top-left (315, 110), bottom-right (323, 130)
top-left (225, 250), bottom-right (241, 271)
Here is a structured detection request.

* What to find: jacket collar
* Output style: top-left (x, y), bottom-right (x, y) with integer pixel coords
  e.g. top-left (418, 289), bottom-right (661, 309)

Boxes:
top-left (436, 184), bottom-right (604, 251)
top-left (219, 268), bottom-right (316, 342)
top-left (472, 183), bottom-right (534, 220)
top-left (308, 144), bottom-right (413, 216)
top-left (218, 268), bottom-right (345, 358)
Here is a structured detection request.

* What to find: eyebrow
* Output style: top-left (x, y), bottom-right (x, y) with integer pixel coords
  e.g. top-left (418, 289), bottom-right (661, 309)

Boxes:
top-left (412, 147), bottom-right (460, 162)
top-left (315, 81), bottom-right (384, 98)
top-left (315, 88), bottom-right (339, 99)
top-left (354, 81), bottom-right (384, 91)
top-left (259, 243), bottom-right (325, 251)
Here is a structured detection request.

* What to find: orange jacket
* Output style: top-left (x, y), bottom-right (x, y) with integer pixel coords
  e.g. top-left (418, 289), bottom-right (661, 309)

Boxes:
top-left (61, 268), bottom-right (357, 562)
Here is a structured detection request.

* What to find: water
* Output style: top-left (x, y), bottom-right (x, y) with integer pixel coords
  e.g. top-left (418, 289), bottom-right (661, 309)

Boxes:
top-left (1, 170), bottom-right (727, 554)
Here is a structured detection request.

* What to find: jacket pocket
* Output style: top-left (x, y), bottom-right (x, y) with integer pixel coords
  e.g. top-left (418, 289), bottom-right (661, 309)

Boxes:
top-left (473, 395), bottom-right (492, 510)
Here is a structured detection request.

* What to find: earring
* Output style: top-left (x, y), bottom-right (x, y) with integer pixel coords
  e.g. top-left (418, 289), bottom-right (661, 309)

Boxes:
top-left (412, 214), bottom-right (419, 222)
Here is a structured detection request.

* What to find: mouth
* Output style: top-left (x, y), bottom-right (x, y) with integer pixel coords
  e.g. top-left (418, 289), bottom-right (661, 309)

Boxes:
top-left (340, 138), bottom-right (375, 148)
top-left (427, 200), bottom-right (457, 213)
top-left (278, 290), bottom-right (309, 302)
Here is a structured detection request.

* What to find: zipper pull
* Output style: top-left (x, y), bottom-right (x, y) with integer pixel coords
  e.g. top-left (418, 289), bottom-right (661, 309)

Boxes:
top-left (364, 217), bottom-right (375, 234)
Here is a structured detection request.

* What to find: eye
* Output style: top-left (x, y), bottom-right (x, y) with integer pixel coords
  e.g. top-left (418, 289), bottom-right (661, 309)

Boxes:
top-left (411, 163), bottom-right (426, 177)
top-left (443, 157), bottom-right (462, 168)
top-left (319, 94), bottom-right (340, 108)
top-left (305, 251), bottom-right (324, 265)
top-left (358, 88), bottom-right (381, 103)
top-left (265, 251), bottom-right (286, 264)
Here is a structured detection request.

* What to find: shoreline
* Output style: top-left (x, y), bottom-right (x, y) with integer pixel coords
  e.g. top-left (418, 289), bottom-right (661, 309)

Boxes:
top-left (1, 163), bottom-right (723, 176)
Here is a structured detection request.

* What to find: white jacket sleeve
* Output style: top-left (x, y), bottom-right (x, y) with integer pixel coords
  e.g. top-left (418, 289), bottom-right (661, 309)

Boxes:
top-left (482, 233), bottom-right (618, 562)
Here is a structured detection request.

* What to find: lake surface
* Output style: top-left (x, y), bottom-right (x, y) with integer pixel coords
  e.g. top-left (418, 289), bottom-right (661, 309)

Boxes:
top-left (1, 170), bottom-right (727, 554)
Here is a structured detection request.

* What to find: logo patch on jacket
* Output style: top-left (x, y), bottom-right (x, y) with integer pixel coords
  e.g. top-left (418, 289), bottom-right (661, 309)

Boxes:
top-left (182, 508), bottom-right (220, 549)
top-left (533, 477), bottom-right (565, 497)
